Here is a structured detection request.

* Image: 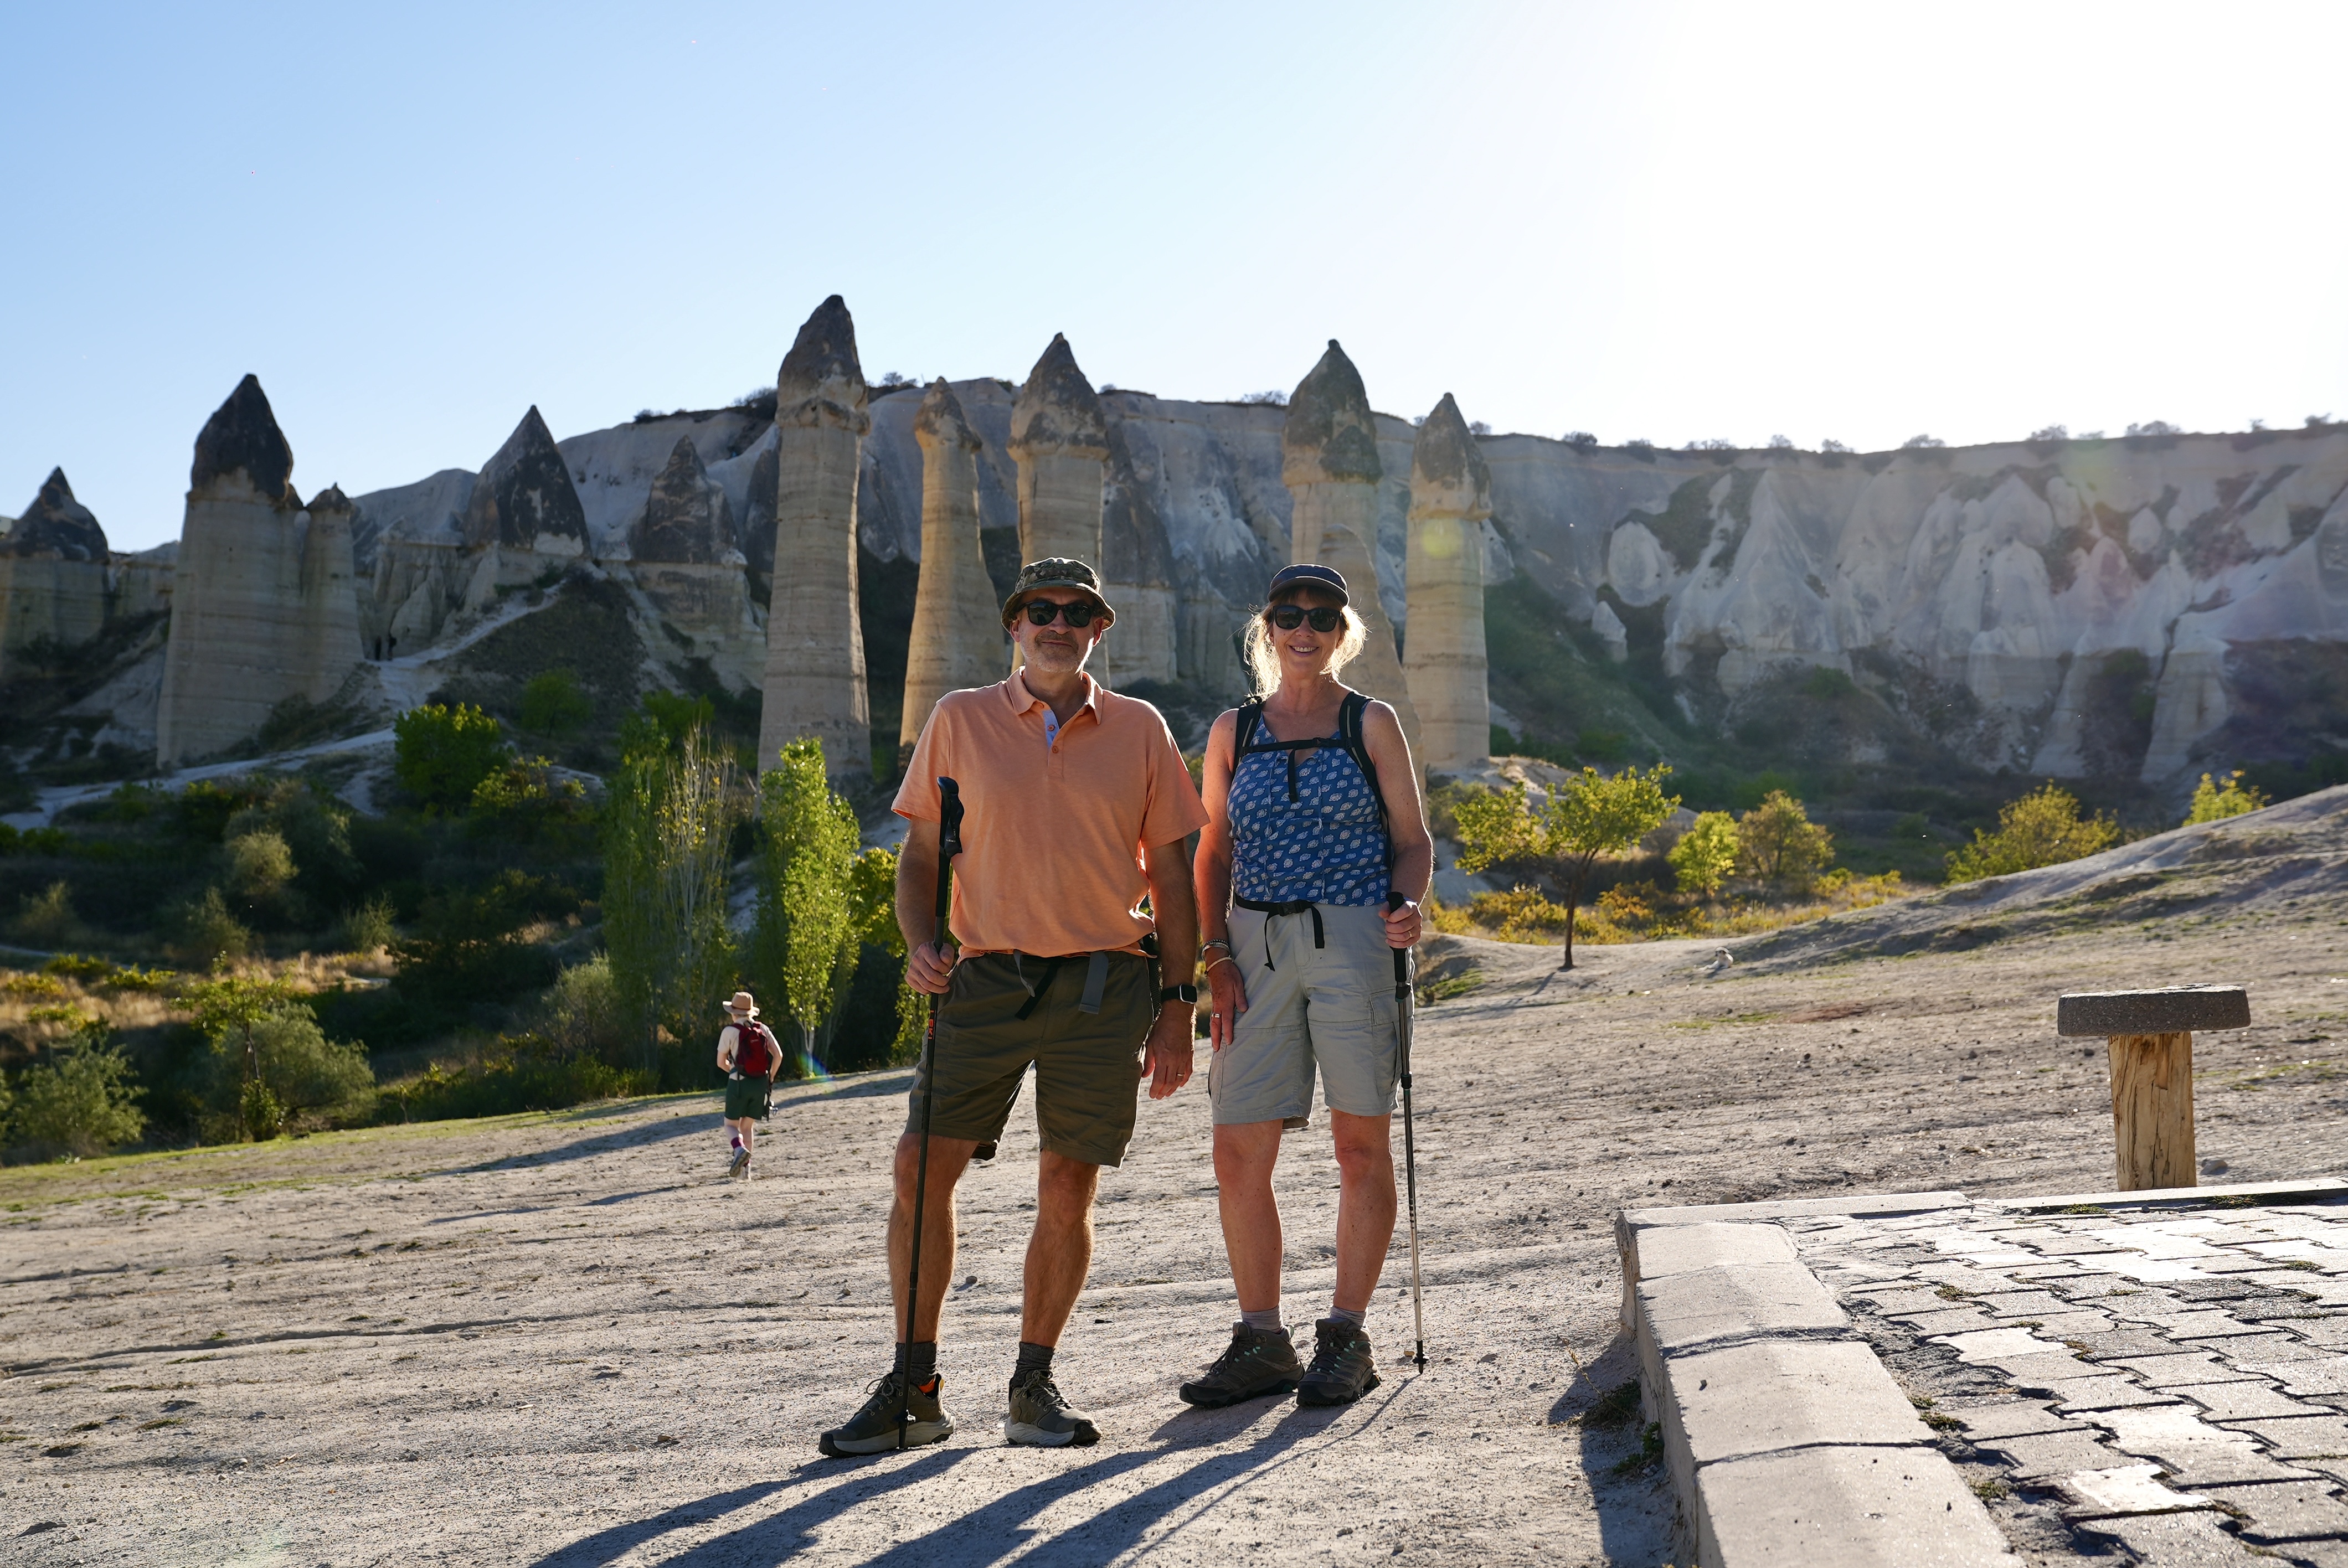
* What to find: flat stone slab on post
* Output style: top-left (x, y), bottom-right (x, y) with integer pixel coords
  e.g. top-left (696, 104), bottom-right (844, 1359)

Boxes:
top-left (2056, 986), bottom-right (2249, 1036)
top-left (2056, 987), bottom-right (2249, 1193)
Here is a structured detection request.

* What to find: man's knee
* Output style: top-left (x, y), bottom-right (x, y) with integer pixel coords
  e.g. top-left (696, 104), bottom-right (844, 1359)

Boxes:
top-left (1036, 1151), bottom-right (1102, 1213)
top-left (893, 1132), bottom-right (975, 1198)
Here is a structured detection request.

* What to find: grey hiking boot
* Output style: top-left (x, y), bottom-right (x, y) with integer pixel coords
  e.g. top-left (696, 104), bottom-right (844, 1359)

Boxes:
top-left (1005, 1367), bottom-right (1099, 1447)
top-left (1179, 1323), bottom-right (1304, 1409)
top-left (817, 1370), bottom-right (955, 1457)
top-left (1296, 1318), bottom-right (1379, 1406)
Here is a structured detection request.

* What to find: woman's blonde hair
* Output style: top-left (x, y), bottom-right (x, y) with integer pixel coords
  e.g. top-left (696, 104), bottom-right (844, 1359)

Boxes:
top-left (1243, 597), bottom-right (1367, 697)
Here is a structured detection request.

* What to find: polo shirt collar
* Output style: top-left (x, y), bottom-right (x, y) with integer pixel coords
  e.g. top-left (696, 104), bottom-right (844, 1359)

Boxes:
top-left (1005, 668), bottom-right (1100, 721)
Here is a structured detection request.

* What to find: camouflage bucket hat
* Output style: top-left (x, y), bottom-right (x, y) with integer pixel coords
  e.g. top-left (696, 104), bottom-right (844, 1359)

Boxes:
top-left (1002, 557), bottom-right (1115, 627)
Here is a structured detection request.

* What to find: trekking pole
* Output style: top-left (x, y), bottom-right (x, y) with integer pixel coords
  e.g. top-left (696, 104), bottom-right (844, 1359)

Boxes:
top-left (901, 776), bottom-right (963, 1450)
top-left (1388, 891), bottom-right (1427, 1372)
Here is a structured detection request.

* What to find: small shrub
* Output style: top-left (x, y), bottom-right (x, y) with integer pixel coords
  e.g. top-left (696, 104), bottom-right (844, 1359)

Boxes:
top-left (518, 668), bottom-right (593, 737)
top-left (11, 881), bottom-right (81, 947)
top-left (169, 888), bottom-right (251, 967)
top-left (540, 956), bottom-right (627, 1061)
top-left (1736, 792), bottom-right (1835, 895)
top-left (2183, 770), bottom-right (2269, 826)
top-left (243, 1010), bottom-right (374, 1128)
top-left (12, 1029), bottom-right (145, 1158)
top-left (1597, 882), bottom-right (1655, 929)
top-left (1468, 886), bottom-right (1573, 943)
top-left (468, 756), bottom-right (594, 847)
top-left (393, 703), bottom-right (509, 812)
top-left (239, 1077), bottom-right (285, 1141)
top-left (3, 973), bottom-right (66, 999)
top-left (225, 828), bottom-right (297, 901)
top-left (336, 897), bottom-right (398, 955)
top-left (1669, 811), bottom-right (1739, 896)
top-left (1944, 783), bottom-right (2118, 884)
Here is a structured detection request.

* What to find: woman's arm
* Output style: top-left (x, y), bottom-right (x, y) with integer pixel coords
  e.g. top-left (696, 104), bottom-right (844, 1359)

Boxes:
top-left (1364, 702), bottom-right (1433, 945)
top-left (1192, 710), bottom-right (1248, 1048)
top-left (715, 1023), bottom-right (739, 1072)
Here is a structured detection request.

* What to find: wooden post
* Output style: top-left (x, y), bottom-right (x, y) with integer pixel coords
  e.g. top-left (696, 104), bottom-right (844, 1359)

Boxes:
top-left (2056, 986), bottom-right (2249, 1195)
top-left (2107, 1031), bottom-right (2195, 1191)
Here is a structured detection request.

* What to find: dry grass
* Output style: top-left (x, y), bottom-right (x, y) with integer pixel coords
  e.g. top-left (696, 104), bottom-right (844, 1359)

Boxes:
top-left (0, 950), bottom-right (388, 1051)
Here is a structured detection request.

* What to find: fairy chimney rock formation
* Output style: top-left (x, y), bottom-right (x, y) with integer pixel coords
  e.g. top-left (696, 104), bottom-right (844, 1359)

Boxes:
top-left (1008, 334), bottom-right (1109, 568)
top-left (295, 484), bottom-right (364, 703)
top-left (156, 374), bottom-right (310, 765)
top-left (460, 406), bottom-right (588, 608)
top-left (758, 295), bottom-right (873, 777)
top-left (902, 380), bottom-right (1003, 747)
top-left (634, 437), bottom-right (761, 692)
top-left (1280, 341), bottom-right (1421, 753)
top-left (0, 468), bottom-right (110, 677)
top-left (1404, 394), bottom-right (1494, 772)
top-left (1099, 415), bottom-right (1181, 685)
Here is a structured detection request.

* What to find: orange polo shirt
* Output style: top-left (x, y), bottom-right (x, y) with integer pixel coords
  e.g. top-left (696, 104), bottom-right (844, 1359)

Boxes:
top-left (893, 670), bottom-right (1207, 957)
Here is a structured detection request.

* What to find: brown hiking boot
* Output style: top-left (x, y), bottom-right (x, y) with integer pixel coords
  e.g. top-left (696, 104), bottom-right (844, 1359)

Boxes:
top-left (1296, 1318), bottom-right (1379, 1406)
top-left (1179, 1323), bottom-right (1304, 1409)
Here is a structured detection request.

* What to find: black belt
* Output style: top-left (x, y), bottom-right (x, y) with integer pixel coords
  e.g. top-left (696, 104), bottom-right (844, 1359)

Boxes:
top-left (1009, 951), bottom-right (1111, 1020)
top-left (1234, 898), bottom-right (1324, 969)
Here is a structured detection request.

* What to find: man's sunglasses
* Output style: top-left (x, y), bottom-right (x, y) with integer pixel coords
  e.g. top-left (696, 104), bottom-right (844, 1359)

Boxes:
top-left (1267, 605), bottom-right (1343, 633)
top-left (1022, 599), bottom-right (1101, 627)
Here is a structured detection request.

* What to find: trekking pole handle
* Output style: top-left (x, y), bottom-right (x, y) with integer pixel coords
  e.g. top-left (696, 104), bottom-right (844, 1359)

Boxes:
top-left (934, 777), bottom-right (964, 936)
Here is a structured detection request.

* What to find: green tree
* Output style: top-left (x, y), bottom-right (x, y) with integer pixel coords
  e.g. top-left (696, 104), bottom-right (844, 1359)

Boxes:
top-left (1453, 764), bottom-right (1678, 970)
top-left (2184, 770), bottom-right (2269, 826)
top-left (394, 703), bottom-right (510, 812)
top-left (1736, 791), bottom-right (1835, 895)
top-left (13, 1028), bottom-right (145, 1157)
top-left (518, 668), bottom-right (593, 737)
top-left (1944, 782), bottom-right (2119, 884)
top-left (468, 755), bottom-right (594, 848)
top-left (225, 827), bottom-right (297, 902)
top-left (603, 723), bottom-right (744, 1070)
top-left (241, 1012), bottom-right (374, 1129)
top-left (184, 969), bottom-right (306, 1137)
top-left (755, 739), bottom-right (862, 1072)
top-left (1668, 811), bottom-right (1739, 897)
top-left (169, 886), bottom-right (250, 967)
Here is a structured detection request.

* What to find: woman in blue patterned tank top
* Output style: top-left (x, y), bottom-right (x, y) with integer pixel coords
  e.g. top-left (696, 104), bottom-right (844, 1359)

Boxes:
top-left (1181, 563), bottom-right (1434, 1410)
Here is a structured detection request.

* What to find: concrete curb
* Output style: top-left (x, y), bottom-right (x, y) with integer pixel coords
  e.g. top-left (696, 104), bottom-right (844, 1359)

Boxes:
top-left (1615, 1190), bottom-right (2022, 1566)
top-left (1993, 1175), bottom-right (2348, 1213)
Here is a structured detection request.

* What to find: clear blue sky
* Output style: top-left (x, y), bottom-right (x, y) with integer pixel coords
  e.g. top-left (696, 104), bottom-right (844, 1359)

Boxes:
top-left (6, 1), bottom-right (2346, 550)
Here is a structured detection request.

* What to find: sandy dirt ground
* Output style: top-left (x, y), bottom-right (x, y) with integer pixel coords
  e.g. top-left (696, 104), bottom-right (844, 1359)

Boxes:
top-left (4, 794), bottom-right (2346, 1565)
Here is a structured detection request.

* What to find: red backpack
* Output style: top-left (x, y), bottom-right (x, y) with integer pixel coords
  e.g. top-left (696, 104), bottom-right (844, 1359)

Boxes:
top-left (733, 1018), bottom-right (777, 1077)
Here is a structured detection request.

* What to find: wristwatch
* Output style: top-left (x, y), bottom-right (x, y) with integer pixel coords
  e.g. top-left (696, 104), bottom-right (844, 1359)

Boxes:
top-left (1156, 984), bottom-right (1198, 1005)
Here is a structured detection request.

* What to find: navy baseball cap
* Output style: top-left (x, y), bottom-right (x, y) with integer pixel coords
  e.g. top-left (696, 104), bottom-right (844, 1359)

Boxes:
top-left (1266, 563), bottom-right (1349, 605)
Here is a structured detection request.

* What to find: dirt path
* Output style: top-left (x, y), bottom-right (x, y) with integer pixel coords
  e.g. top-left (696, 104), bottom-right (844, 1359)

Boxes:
top-left (4, 888), bottom-right (2345, 1564)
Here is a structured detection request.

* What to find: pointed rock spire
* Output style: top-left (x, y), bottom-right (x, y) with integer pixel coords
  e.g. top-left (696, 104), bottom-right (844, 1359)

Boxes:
top-left (6, 468), bottom-right (107, 561)
top-left (464, 406), bottom-right (587, 551)
top-left (1408, 394), bottom-right (1492, 516)
top-left (634, 437), bottom-right (735, 564)
top-left (1281, 340), bottom-right (1382, 487)
top-left (1404, 393), bottom-right (1493, 773)
top-left (307, 483), bottom-right (353, 515)
top-left (913, 377), bottom-right (981, 453)
top-left (191, 374), bottom-right (296, 504)
top-left (1010, 334), bottom-right (1109, 461)
top-left (776, 295), bottom-right (869, 431)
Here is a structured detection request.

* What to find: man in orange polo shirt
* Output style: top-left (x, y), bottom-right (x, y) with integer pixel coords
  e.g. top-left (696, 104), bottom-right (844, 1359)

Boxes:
top-left (817, 558), bottom-right (1206, 1457)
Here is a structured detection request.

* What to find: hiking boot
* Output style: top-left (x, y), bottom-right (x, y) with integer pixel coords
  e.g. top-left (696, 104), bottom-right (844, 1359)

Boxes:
top-left (1178, 1323), bottom-right (1303, 1409)
top-left (725, 1146), bottom-right (749, 1179)
top-left (817, 1370), bottom-right (955, 1457)
top-left (1296, 1318), bottom-right (1379, 1406)
top-left (1005, 1367), bottom-right (1099, 1447)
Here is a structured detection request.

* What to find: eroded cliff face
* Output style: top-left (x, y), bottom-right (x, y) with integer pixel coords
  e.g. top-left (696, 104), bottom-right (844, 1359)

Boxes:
top-left (297, 398), bottom-right (2348, 787)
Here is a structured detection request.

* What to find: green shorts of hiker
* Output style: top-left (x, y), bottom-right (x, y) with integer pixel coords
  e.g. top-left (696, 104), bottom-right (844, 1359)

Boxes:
top-left (723, 1075), bottom-right (772, 1121)
top-left (907, 951), bottom-right (1154, 1168)
top-left (1209, 903), bottom-right (1398, 1125)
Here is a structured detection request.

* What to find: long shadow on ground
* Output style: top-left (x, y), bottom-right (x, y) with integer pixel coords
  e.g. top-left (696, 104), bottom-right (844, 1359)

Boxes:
top-left (530, 1452), bottom-right (967, 1566)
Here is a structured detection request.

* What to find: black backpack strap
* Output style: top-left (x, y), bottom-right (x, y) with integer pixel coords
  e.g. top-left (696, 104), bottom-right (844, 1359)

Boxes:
top-left (1337, 692), bottom-right (1392, 855)
top-left (1232, 699), bottom-right (1265, 760)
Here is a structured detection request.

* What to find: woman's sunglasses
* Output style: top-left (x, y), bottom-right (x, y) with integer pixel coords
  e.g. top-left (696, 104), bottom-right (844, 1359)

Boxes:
top-left (1267, 605), bottom-right (1343, 633)
top-left (1022, 600), bottom-right (1101, 627)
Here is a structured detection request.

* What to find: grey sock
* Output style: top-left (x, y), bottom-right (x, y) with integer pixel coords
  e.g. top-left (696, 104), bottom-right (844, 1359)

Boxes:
top-left (1239, 1307), bottom-right (1284, 1334)
top-left (1326, 1306), bottom-right (1366, 1328)
top-left (1011, 1340), bottom-right (1053, 1391)
top-left (894, 1340), bottom-right (938, 1383)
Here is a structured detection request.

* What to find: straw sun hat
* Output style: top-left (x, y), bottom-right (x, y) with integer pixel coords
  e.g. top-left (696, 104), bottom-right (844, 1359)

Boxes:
top-left (723, 991), bottom-right (759, 1017)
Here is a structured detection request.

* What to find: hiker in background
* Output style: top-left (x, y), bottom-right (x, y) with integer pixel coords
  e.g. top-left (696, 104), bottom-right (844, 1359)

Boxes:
top-left (716, 991), bottom-right (780, 1180)
top-left (1182, 562), bottom-right (1433, 1409)
top-left (817, 558), bottom-right (1207, 1457)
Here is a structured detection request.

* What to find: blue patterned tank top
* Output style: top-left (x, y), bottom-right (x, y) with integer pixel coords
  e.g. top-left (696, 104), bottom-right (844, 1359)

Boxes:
top-left (1228, 728), bottom-right (1390, 906)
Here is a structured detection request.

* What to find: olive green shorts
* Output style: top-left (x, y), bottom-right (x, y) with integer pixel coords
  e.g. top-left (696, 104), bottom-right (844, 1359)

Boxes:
top-left (906, 952), bottom-right (1154, 1168)
top-left (724, 1076), bottom-right (771, 1121)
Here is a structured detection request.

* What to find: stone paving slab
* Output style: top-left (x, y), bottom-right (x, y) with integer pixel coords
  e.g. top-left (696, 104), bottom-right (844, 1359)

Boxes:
top-left (1788, 1182), bottom-right (2348, 1564)
top-left (1691, 1446), bottom-right (2022, 1567)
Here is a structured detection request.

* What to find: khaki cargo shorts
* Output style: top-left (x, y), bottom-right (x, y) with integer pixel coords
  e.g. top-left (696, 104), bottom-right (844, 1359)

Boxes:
top-left (907, 951), bottom-right (1154, 1168)
top-left (1209, 902), bottom-right (1400, 1125)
